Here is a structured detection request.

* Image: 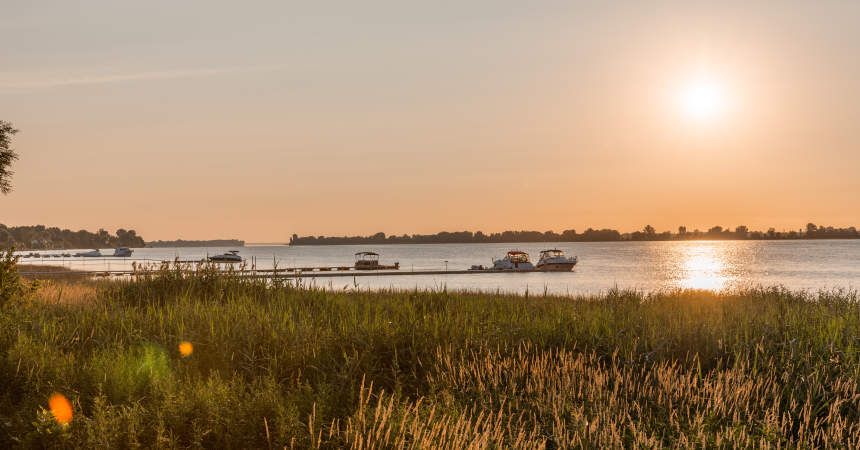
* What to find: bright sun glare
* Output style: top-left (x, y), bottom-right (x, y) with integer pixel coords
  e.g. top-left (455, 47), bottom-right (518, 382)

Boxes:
top-left (679, 78), bottom-right (727, 121)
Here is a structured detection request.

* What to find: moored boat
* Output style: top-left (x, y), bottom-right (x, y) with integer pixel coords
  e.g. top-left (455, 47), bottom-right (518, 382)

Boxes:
top-left (354, 252), bottom-right (399, 270)
top-left (74, 249), bottom-right (102, 257)
top-left (536, 249), bottom-right (578, 272)
top-left (354, 252), bottom-right (380, 270)
top-left (113, 247), bottom-right (133, 257)
top-left (209, 250), bottom-right (242, 263)
top-left (493, 251), bottom-right (535, 271)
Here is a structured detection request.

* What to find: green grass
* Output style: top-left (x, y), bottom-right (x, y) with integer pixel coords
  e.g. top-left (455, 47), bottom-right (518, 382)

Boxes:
top-left (1, 266), bottom-right (859, 448)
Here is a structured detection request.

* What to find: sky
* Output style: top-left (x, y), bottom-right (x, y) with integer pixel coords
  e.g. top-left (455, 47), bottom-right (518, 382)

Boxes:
top-left (2, 1), bottom-right (859, 241)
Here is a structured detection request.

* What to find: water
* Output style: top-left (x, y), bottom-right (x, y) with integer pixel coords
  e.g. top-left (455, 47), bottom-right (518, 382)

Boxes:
top-left (18, 240), bottom-right (860, 295)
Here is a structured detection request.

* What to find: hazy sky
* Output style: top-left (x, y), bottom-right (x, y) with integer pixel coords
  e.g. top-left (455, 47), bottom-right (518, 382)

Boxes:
top-left (2, 1), bottom-right (859, 241)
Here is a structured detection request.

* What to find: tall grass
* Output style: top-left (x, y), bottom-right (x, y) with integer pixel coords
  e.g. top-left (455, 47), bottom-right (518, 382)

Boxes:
top-left (1, 265), bottom-right (858, 447)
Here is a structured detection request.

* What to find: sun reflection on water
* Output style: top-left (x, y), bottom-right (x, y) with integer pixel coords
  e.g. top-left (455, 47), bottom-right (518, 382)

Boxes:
top-left (674, 244), bottom-right (731, 291)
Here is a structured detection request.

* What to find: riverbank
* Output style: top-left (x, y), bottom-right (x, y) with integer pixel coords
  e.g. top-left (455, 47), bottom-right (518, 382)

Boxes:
top-left (1, 272), bottom-right (858, 447)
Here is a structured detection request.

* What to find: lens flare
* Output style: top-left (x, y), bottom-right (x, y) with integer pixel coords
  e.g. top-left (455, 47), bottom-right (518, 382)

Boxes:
top-left (179, 341), bottom-right (194, 357)
top-left (49, 393), bottom-right (73, 425)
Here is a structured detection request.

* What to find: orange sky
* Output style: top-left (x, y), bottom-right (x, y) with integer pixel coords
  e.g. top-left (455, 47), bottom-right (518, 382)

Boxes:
top-left (2, 1), bottom-right (859, 241)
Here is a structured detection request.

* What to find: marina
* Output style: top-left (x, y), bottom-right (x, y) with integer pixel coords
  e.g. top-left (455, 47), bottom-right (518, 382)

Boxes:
top-left (16, 266), bottom-right (544, 278)
top-left (13, 240), bottom-right (860, 295)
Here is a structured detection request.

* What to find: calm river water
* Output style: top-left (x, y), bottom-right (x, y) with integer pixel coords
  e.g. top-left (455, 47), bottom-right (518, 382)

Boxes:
top-left (20, 240), bottom-right (860, 295)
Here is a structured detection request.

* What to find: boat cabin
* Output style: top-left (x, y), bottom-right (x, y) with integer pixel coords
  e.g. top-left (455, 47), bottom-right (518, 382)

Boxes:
top-left (539, 249), bottom-right (565, 259)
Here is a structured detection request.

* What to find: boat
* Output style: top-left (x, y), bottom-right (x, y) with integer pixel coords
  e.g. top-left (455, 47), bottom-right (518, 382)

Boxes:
top-left (536, 249), bottom-right (578, 272)
top-left (112, 247), bottom-right (133, 257)
top-left (209, 250), bottom-right (242, 263)
top-left (354, 252), bottom-right (381, 270)
top-left (492, 251), bottom-right (535, 271)
top-left (74, 249), bottom-right (102, 257)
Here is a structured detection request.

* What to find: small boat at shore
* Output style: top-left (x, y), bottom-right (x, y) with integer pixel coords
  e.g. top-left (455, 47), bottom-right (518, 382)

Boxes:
top-left (74, 249), bottom-right (102, 257)
top-left (113, 247), bottom-right (133, 257)
top-left (493, 251), bottom-right (535, 271)
top-left (209, 250), bottom-right (242, 263)
top-left (536, 249), bottom-right (578, 272)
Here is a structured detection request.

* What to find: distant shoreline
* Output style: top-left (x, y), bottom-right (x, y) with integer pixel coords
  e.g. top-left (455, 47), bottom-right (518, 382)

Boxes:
top-left (288, 236), bottom-right (860, 246)
top-left (145, 239), bottom-right (245, 248)
top-left (289, 224), bottom-right (858, 245)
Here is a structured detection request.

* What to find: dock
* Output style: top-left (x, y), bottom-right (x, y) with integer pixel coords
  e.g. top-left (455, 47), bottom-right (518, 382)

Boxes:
top-left (18, 266), bottom-right (543, 278)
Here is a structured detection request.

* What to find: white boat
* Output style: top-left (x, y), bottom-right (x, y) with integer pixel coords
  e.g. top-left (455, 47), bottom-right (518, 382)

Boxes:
top-left (493, 251), bottom-right (535, 271)
top-left (209, 250), bottom-right (242, 263)
top-left (75, 249), bottom-right (102, 257)
top-left (536, 249), bottom-right (578, 272)
top-left (113, 247), bottom-right (133, 257)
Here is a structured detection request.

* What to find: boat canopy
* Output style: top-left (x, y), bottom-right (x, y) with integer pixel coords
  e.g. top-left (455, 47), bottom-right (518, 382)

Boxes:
top-left (540, 249), bottom-right (564, 256)
top-left (355, 251), bottom-right (379, 260)
top-left (505, 251), bottom-right (530, 263)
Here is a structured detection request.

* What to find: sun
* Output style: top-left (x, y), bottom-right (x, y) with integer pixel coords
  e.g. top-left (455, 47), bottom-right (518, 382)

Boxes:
top-left (679, 77), bottom-right (727, 121)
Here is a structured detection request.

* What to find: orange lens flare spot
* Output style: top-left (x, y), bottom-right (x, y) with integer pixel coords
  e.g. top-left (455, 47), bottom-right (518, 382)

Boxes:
top-left (179, 341), bottom-right (194, 356)
top-left (49, 393), bottom-right (73, 425)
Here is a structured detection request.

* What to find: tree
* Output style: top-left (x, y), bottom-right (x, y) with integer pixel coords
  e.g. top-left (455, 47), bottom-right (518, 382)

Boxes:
top-left (678, 226), bottom-right (687, 236)
top-left (0, 120), bottom-right (19, 194)
top-left (735, 225), bottom-right (749, 238)
top-left (643, 225), bottom-right (656, 236)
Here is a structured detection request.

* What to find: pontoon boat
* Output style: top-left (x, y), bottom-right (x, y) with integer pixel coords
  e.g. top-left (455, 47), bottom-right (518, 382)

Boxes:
top-left (354, 252), bottom-right (380, 270)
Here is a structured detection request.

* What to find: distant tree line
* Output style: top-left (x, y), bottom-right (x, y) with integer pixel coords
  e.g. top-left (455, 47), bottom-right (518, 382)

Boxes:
top-left (0, 224), bottom-right (145, 250)
top-left (290, 222), bottom-right (859, 245)
top-left (628, 223), bottom-right (860, 241)
top-left (146, 239), bottom-right (245, 248)
top-left (291, 229), bottom-right (623, 245)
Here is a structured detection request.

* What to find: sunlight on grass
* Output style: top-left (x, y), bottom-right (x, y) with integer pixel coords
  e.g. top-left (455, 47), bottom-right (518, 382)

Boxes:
top-left (33, 280), bottom-right (99, 305)
top-left (1, 266), bottom-right (858, 447)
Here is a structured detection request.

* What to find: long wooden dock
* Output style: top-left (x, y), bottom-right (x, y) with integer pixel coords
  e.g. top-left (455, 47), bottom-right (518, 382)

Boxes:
top-left (18, 268), bottom-right (545, 278)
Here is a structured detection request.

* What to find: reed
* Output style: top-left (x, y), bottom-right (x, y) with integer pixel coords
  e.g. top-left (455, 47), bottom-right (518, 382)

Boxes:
top-left (1, 266), bottom-right (858, 447)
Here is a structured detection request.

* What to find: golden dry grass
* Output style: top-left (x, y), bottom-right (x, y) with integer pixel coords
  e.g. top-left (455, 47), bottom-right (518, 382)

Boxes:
top-left (31, 280), bottom-right (99, 305)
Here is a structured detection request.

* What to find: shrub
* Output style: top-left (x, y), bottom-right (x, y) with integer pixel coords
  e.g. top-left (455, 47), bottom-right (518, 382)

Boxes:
top-left (0, 247), bottom-right (34, 307)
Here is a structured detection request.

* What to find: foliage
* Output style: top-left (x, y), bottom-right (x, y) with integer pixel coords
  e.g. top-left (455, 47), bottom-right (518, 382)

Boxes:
top-left (0, 247), bottom-right (35, 307)
top-left (0, 270), bottom-right (859, 447)
top-left (0, 120), bottom-right (18, 195)
top-left (0, 224), bottom-right (145, 250)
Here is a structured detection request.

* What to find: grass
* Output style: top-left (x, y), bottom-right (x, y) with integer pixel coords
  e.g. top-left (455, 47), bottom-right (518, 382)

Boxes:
top-left (1, 264), bottom-right (859, 448)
